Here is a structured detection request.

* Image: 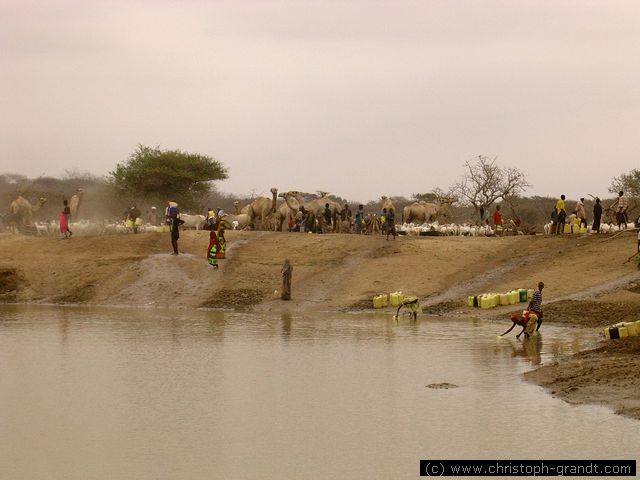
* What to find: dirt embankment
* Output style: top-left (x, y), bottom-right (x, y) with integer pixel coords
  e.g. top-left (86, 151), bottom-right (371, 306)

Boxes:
top-left (1, 229), bottom-right (639, 419)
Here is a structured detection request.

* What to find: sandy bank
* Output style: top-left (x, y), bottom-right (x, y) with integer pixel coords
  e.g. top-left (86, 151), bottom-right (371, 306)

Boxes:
top-left (0, 229), bottom-right (639, 419)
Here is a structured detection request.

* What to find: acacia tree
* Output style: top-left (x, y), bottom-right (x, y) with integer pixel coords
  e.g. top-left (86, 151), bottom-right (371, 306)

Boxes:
top-left (609, 169), bottom-right (640, 198)
top-left (109, 145), bottom-right (228, 209)
top-left (451, 155), bottom-right (530, 220)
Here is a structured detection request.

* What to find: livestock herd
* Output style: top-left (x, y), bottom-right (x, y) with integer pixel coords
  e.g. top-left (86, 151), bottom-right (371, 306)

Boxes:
top-left (4, 188), bottom-right (637, 238)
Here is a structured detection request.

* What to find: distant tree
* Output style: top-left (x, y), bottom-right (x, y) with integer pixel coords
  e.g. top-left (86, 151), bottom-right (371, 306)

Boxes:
top-left (109, 145), bottom-right (228, 209)
top-left (411, 192), bottom-right (438, 202)
top-left (609, 169), bottom-right (640, 198)
top-left (411, 188), bottom-right (449, 203)
top-left (451, 155), bottom-right (530, 218)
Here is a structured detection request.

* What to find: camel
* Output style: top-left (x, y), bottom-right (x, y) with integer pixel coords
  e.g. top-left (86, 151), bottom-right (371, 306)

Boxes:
top-left (219, 213), bottom-right (251, 230)
top-left (276, 191), bottom-right (304, 231)
top-left (233, 201), bottom-right (249, 215)
top-left (247, 187), bottom-right (278, 230)
top-left (281, 191), bottom-right (344, 231)
top-left (380, 196), bottom-right (395, 212)
top-left (69, 189), bottom-right (84, 219)
top-left (402, 197), bottom-right (456, 224)
top-left (8, 196), bottom-right (47, 232)
top-left (299, 191), bottom-right (343, 217)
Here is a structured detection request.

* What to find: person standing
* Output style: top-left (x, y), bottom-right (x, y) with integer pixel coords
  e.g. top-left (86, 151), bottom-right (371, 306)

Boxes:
top-left (170, 215), bottom-right (185, 255)
top-left (555, 195), bottom-right (567, 234)
top-left (281, 259), bottom-right (293, 300)
top-left (295, 207), bottom-right (305, 232)
top-left (345, 204), bottom-right (352, 222)
top-left (148, 206), bottom-right (158, 226)
top-left (386, 207), bottom-right (397, 240)
top-left (207, 229), bottom-right (222, 269)
top-left (612, 191), bottom-right (629, 228)
top-left (355, 205), bottom-right (364, 234)
top-left (380, 208), bottom-right (388, 235)
top-left (305, 208), bottom-right (316, 233)
top-left (128, 205), bottom-right (142, 233)
top-left (60, 199), bottom-right (72, 239)
top-left (527, 281), bottom-right (545, 331)
top-left (492, 205), bottom-right (503, 229)
top-left (592, 198), bottom-right (602, 232)
top-left (323, 203), bottom-right (332, 233)
top-left (217, 228), bottom-right (227, 259)
top-left (575, 198), bottom-right (586, 228)
top-left (343, 204), bottom-right (352, 233)
top-left (482, 206), bottom-right (490, 225)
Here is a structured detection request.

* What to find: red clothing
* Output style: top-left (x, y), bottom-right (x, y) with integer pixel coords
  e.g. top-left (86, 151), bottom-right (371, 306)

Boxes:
top-left (493, 210), bottom-right (503, 226)
top-left (59, 212), bottom-right (69, 233)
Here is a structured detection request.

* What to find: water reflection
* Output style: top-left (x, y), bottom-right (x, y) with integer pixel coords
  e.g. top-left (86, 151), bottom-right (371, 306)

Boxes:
top-left (281, 312), bottom-right (292, 341)
top-left (509, 335), bottom-right (543, 365)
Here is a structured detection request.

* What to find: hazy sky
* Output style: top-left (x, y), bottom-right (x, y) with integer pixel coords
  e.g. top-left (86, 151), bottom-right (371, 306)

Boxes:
top-left (2, 1), bottom-right (639, 202)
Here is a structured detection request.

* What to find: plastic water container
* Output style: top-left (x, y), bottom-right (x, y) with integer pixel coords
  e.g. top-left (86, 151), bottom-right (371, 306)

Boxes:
top-left (527, 289), bottom-right (534, 300)
top-left (126, 219), bottom-right (134, 229)
top-left (518, 289), bottom-right (528, 303)
top-left (625, 322), bottom-right (639, 337)
top-left (602, 327), bottom-right (618, 340)
top-left (603, 326), bottom-right (617, 339)
top-left (468, 296), bottom-right (474, 307)
top-left (563, 224), bottom-right (571, 234)
top-left (480, 295), bottom-right (490, 309)
top-left (580, 227), bottom-right (588, 234)
top-left (479, 295), bottom-right (487, 309)
top-left (373, 294), bottom-right (388, 309)
top-left (490, 294), bottom-right (498, 308)
top-left (618, 326), bottom-right (629, 338)
top-left (508, 291), bottom-right (518, 305)
top-left (499, 294), bottom-right (509, 306)
top-left (389, 291), bottom-right (404, 307)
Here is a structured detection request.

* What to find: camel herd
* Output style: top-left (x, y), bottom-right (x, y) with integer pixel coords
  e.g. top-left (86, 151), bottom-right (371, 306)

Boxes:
top-left (217, 188), bottom-right (458, 232)
top-left (216, 189), bottom-right (348, 231)
top-left (4, 189), bottom-right (84, 234)
top-left (0, 187), bottom-right (463, 236)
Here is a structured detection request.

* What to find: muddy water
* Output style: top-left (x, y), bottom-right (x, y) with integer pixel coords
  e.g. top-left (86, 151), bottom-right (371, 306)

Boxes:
top-left (0, 305), bottom-right (637, 480)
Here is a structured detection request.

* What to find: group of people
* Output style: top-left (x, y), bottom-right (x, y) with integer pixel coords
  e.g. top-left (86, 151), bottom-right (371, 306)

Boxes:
top-left (551, 191), bottom-right (631, 234)
top-left (287, 203), bottom-right (397, 239)
top-left (290, 203), bottom-right (351, 234)
top-left (163, 200), bottom-right (227, 261)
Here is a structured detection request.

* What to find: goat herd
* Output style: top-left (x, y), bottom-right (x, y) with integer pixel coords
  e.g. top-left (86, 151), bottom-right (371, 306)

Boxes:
top-left (20, 215), bottom-right (636, 238)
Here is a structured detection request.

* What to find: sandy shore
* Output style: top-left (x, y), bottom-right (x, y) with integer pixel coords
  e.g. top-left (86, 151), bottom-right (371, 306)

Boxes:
top-left (0, 229), bottom-right (639, 419)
